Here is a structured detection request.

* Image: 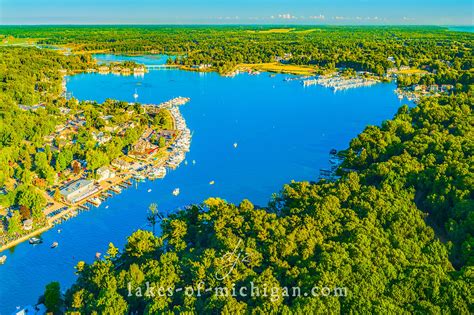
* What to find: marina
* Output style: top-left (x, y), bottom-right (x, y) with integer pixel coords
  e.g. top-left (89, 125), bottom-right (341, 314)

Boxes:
top-left (303, 74), bottom-right (379, 91)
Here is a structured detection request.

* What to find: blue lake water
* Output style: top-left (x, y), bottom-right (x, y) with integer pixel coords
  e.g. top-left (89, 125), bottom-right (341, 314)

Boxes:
top-left (0, 57), bottom-right (413, 313)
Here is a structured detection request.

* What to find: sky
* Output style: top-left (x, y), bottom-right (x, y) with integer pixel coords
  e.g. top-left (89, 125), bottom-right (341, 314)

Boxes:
top-left (1, 0), bottom-right (473, 25)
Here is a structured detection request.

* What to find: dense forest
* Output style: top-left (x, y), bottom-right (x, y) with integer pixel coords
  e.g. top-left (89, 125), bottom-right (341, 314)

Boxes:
top-left (60, 93), bottom-right (473, 314)
top-left (1, 26), bottom-right (473, 88)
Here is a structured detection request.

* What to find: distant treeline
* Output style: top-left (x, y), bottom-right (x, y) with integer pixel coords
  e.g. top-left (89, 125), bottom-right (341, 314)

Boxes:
top-left (1, 26), bottom-right (473, 88)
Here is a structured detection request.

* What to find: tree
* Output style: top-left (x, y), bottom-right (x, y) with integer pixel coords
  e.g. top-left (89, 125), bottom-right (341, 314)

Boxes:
top-left (53, 188), bottom-right (62, 202)
top-left (146, 203), bottom-right (162, 235)
top-left (158, 136), bottom-right (166, 148)
top-left (44, 282), bottom-right (62, 314)
top-left (7, 210), bottom-right (22, 237)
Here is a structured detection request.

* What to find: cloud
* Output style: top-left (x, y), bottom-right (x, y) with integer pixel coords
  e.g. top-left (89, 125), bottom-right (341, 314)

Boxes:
top-left (216, 16), bottom-right (240, 20)
top-left (403, 16), bottom-right (415, 21)
top-left (278, 13), bottom-right (296, 20)
top-left (309, 14), bottom-right (325, 20)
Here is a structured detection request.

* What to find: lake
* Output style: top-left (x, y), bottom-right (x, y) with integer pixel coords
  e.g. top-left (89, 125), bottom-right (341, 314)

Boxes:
top-left (0, 55), bottom-right (413, 313)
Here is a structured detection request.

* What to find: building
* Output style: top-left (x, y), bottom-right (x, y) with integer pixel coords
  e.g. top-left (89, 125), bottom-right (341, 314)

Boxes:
top-left (98, 66), bottom-right (109, 73)
top-left (60, 179), bottom-right (97, 204)
top-left (23, 219), bottom-right (33, 231)
top-left (96, 166), bottom-right (115, 182)
top-left (112, 158), bottom-right (129, 170)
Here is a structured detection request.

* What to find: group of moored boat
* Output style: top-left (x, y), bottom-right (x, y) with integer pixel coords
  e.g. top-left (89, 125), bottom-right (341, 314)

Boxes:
top-left (303, 75), bottom-right (378, 91)
top-left (166, 106), bottom-right (191, 169)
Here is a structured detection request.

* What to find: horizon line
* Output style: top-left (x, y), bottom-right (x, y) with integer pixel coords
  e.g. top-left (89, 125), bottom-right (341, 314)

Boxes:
top-left (0, 23), bottom-right (472, 27)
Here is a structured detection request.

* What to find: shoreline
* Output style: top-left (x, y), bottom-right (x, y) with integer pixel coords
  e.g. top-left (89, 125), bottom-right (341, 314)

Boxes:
top-left (0, 98), bottom-right (191, 253)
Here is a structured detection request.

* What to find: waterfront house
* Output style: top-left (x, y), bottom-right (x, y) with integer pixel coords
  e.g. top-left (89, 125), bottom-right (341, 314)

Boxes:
top-left (133, 67), bottom-right (146, 73)
top-left (60, 179), bottom-right (97, 204)
top-left (96, 166), bottom-right (115, 182)
top-left (22, 219), bottom-right (33, 231)
top-left (112, 158), bottom-right (130, 170)
top-left (98, 66), bottom-right (109, 73)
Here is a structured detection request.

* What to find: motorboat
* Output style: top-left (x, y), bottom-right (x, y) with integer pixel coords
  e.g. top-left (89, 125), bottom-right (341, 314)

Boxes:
top-left (29, 237), bottom-right (43, 245)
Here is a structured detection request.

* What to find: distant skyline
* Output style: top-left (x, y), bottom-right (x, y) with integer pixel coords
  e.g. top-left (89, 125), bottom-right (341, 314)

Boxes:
top-left (1, 0), bottom-right (473, 25)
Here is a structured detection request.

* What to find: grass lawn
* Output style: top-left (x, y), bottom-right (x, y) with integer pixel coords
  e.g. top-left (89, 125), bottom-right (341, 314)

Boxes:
top-left (397, 68), bottom-right (429, 75)
top-left (236, 62), bottom-right (319, 75)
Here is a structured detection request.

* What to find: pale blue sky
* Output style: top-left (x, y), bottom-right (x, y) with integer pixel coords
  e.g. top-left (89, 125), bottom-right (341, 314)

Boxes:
top-left (1, 0), bottom-right (473, 25)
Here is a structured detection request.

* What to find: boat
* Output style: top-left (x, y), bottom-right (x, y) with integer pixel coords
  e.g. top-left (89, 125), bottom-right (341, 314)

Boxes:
top-left (209, 180), bottom-right (215, 185)
top-left (110, 186), bottom-right (122, 193)
top-left (96, 252), bottom-right (101, 259)
top-left (192, 160), bottom-right (196, 165)
top-left (51, 242), bottom-right (58, 249)
top-left (89, 197), bottom-right (102, 207)
top-left (148, 167), bottom-right (166, 179)
top-left (0, 255), bottom-right (6, 264)
top-left (134, 174), bottom-right (146, 181)
top-left (133, 89), bottom-right (139, 100)
top-left (29, 237), bottom-right (42, 245)
top-left (147, 189), bottom-right (152, 193)
top-left (105, 205), bottom-right (109, 209)
top-left (233, 142), bottom-right (238, 148)
top-left (184, 160), bottom-right (188, 165)
top-left (172, 188), bottom-right (180, 196)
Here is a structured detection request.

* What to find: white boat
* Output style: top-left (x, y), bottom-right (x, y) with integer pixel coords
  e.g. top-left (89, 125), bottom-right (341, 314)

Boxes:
top-left (90, 197), bottom-right (102, 207)
top-left (209, 180), bottom-right (215, 185)
top-left (134, 174), bottom-right (146, 181)
top-left (105, 205), bottom-right (109, 209)
top-left (148, 167), bottom-right (166, 179)
top-left (233, 142), bottom-right (238, 148)
top-left (51, 242), bottom-right (58, 249)
top-left (172, 188), bottom-right (180, 196)
top-left (147, 189), bottom-right (152, 193)
top-left (192, 160), bottom-right (196, 165)
top-left (0, 255), bottom-right (6, 264)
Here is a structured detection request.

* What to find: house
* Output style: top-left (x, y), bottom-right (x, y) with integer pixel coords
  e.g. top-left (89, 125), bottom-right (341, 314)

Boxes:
top-left (96, 166), bottom-right (115, 182)
top-left (132, 139), bottom-right (154, 154)
top-left (60, 179), bottom-right (97, 204)
top-left (112, 158), bottom-right (129, 170)
top-left (98, 66), bottom-right (109, 73)
top-left (92, 131), bottom-right (112, 145)
top-left (429, 85), bottom-right (439, 93)
top-left (133, 67), bottom-right (146, 73)
top-left (23, 219), bottom-right (33, 231)
top-left (413, 85), bottom-right (426, 92)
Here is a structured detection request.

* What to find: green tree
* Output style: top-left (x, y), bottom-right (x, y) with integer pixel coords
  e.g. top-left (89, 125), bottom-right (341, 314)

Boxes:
top-left (44, 282), bottom-right (62, 314)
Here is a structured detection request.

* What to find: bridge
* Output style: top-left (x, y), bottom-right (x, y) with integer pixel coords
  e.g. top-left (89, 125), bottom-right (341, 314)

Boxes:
top-left (145, 64), bottom-right (179, 70)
